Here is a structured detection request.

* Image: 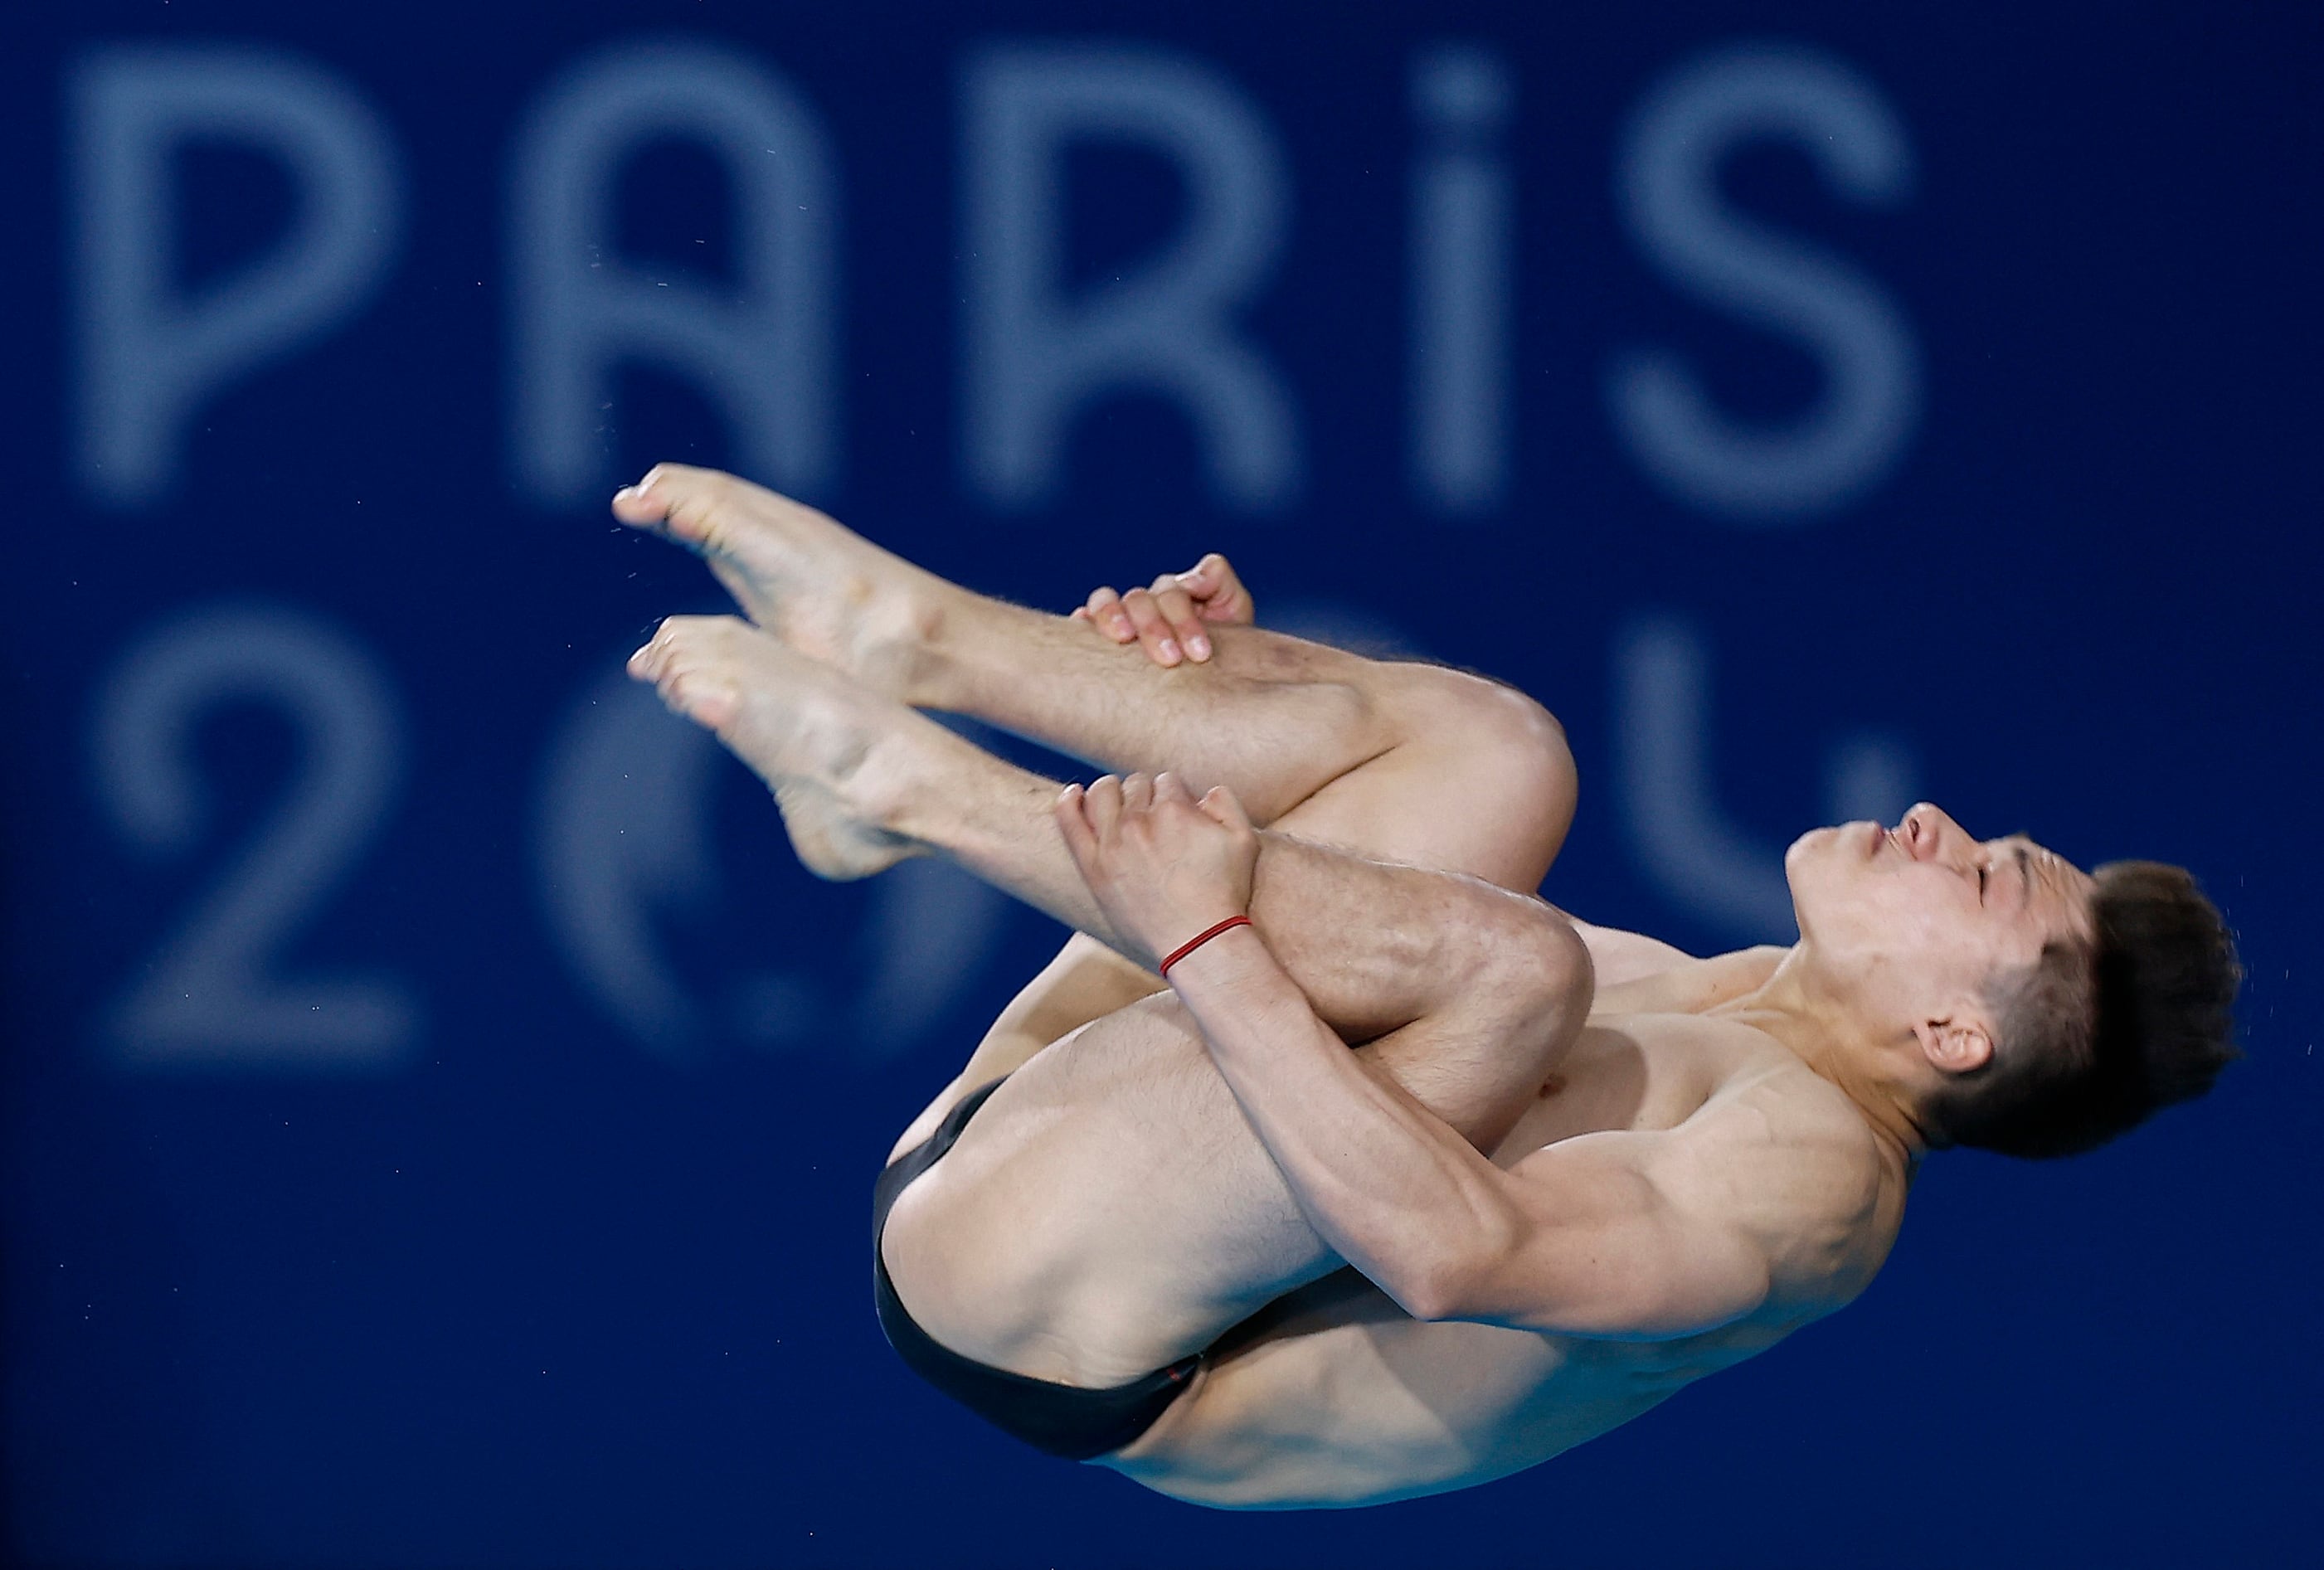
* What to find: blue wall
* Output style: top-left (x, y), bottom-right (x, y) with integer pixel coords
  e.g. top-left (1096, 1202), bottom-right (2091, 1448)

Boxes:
top-left (4, 2), bottom-right (2317, 1565)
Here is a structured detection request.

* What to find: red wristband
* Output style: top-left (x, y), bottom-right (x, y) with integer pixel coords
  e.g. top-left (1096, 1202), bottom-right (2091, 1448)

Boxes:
top-left (1159, 915), bottom-right (1253, 976)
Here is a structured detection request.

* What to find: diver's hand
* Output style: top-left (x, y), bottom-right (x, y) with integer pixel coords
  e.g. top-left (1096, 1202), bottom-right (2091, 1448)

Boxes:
top-left (1055, 772), bottom-right (1257, 968)
top-left (1068, 554), bottom-right (1253, 667)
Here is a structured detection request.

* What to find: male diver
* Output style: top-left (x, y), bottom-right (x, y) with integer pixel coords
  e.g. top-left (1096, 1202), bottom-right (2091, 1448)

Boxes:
top-left (614, 464), bottom-right (2237, 1509)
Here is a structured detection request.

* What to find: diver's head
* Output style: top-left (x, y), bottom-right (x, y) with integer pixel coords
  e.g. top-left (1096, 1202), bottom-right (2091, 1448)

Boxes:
top-left (1785, 804), bottom-right (2239, 1156)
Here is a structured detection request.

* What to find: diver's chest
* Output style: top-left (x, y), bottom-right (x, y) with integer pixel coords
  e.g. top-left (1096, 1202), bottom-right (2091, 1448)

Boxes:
top-left (1490, 1020), bottom-right (1741, 1160)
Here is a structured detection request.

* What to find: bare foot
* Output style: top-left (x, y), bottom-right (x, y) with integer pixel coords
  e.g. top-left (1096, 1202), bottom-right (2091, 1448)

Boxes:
top-left (611, 464), bottom-right (956, 703)
top-left (628, 615), bottom-right (934, 881)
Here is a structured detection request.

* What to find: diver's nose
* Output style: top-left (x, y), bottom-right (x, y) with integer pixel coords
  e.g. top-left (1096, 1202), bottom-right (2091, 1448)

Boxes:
top-left (1899, 803), bottom-right (1947, 860)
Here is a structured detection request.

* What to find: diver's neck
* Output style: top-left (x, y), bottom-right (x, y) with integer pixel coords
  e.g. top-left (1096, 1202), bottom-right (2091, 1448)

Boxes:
top-left (1709, 945), bottom-right (1931, 1161)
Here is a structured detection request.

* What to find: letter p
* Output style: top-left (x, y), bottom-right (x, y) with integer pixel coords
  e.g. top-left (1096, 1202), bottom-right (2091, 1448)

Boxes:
top-left (70, 46), bottom-right (401, 508)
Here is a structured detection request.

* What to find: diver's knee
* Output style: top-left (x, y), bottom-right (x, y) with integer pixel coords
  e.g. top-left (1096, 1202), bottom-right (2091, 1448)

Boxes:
top-left (1456, 900), bottom-right (1592, 1055)
top-left (1403, 672), bottom-right (1578, 845)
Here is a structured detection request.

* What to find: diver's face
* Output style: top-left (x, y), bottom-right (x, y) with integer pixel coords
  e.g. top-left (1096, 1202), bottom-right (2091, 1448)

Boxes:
top-left (1785, 804), bottom-right (2095, 1016)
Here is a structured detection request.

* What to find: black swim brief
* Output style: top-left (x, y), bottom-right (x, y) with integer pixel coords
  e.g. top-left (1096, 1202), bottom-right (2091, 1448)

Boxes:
top-left (872, 1077), bottom-right (1201, 1460)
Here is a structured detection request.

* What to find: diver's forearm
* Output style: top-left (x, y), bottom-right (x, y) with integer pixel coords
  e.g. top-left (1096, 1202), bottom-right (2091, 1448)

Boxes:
top-left (1165, 928), bottom-right (1521, 1320)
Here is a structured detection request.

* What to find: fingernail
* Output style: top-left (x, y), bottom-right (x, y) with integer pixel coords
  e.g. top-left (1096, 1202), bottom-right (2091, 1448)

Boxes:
top-left (1158, 639), bottom-right (1181, 663)
top-left (1187, 634), bottom-right (1210, 660)
top-left (613, 485), bottom-right (636, 503)
top-left (1111, 617), bottom-right (1133, 639)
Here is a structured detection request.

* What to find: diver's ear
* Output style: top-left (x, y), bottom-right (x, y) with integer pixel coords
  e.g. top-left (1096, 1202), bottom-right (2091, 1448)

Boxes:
top-left (1913, 1011), bottom-right (1996, 1076)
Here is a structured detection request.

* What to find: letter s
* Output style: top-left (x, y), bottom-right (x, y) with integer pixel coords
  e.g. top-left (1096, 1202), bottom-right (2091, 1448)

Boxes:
top-left (1610, 43), bottom-right (1917, 522)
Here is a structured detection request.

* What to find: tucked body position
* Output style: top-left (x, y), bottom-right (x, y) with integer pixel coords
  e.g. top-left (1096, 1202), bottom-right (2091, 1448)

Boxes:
top-left (612, 464), bottom-right (2239, 1509)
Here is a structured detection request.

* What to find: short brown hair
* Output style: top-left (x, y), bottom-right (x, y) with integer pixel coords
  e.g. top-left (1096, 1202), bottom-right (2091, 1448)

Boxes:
top-left (1926, 861), bottom-right (2241, 1159)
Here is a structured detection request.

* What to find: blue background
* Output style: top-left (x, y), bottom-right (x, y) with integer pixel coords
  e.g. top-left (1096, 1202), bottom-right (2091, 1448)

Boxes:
top-left (4, 2), bottom-right (2318, 1566)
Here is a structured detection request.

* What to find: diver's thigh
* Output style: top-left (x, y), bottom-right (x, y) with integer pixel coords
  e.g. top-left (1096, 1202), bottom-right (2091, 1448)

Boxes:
top-left (885, 933), bottom-right (1165, 1164)
top-left (880, 994), bottom-right (1335, 1387)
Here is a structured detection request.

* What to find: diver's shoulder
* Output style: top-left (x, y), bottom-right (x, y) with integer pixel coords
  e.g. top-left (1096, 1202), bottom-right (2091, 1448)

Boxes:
top-left (1685, 1069), bottom-right (1904, 1303)
top-left (1651, 1028), bottom-right (1894, 1178)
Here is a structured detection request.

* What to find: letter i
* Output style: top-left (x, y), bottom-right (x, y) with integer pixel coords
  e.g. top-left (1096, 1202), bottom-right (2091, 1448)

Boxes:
top-left (1409, 43), bottom-right (1514, 518)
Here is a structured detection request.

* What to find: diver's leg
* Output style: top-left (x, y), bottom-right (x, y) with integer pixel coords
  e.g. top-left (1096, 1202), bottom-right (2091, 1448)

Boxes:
top-left (881, 925), bottom-right (1582, 1387)
top-left (630, 619), bottom-right (1587, 1384)
top-left (628, 618), bottom-right (1567, 1062)
top-left (887, 932), bottom-right (1163, 1164)
top-left (613, 464), bottom-right (1574, 893)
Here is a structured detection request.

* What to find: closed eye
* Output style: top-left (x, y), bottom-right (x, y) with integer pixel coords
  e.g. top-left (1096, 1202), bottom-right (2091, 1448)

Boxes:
top-left (1977, 866), bottom-right (1989, 902)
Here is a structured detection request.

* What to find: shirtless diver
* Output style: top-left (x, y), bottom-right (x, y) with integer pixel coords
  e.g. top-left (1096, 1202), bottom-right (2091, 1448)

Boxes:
top-left (613, 464), bottom-right (2239, 1509)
